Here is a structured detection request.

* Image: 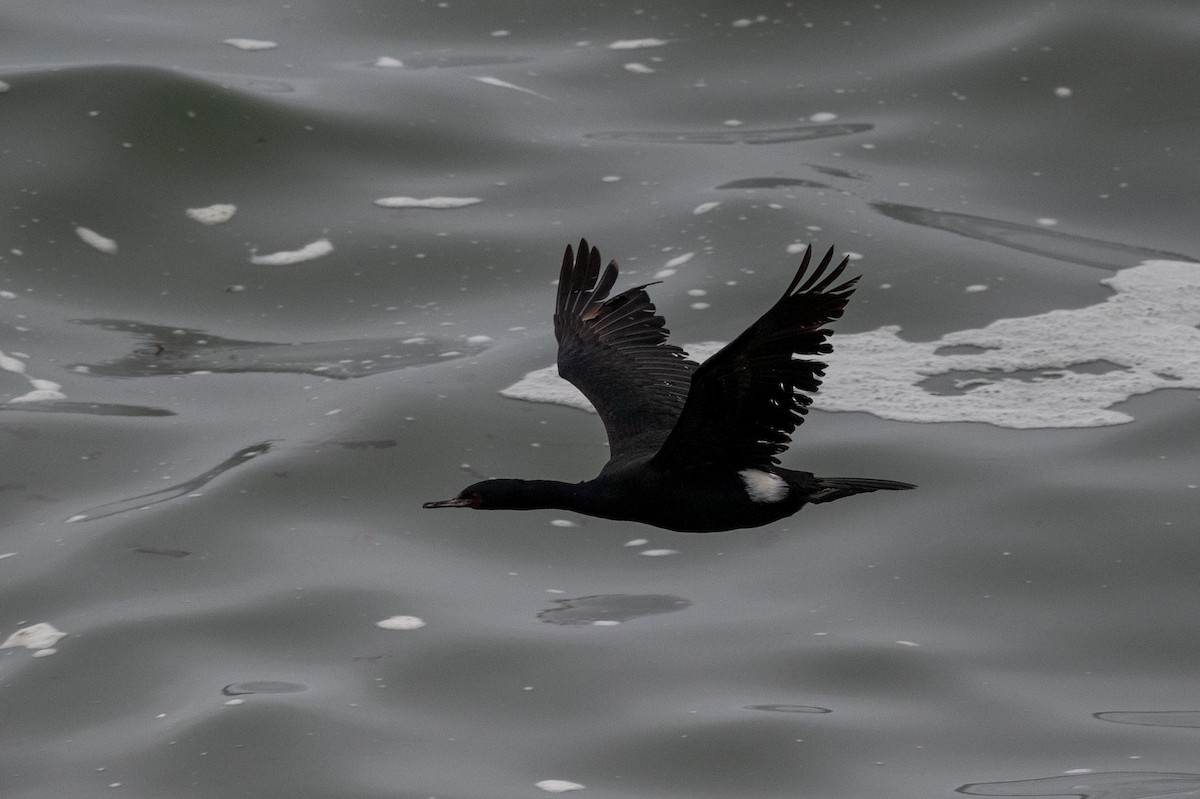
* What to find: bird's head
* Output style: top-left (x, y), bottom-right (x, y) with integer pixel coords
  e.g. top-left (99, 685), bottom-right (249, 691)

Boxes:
top-left (424, 479), bottom-right (568, 511)
top-left (422, 481), bottom-right (487, 509)
top-left (423, 479), bottom-right (543, 511)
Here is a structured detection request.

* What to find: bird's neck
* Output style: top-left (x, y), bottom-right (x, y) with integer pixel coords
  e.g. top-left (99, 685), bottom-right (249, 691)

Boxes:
top-left (488, 479), bottom-right (600, 514)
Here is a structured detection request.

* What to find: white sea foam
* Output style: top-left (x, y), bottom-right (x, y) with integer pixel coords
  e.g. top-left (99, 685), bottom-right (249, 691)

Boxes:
top-left (185, 204), bottom-right (237, 224)
top-left (2, 622), bottom-right (66, 653)
top-left (1, 350), bottom-right (66, 403)
top-left (223, 38), bottom-right (277, 51)
top-left (75, 226), bottom-right (117, 253)
top-left (374, 56), bottom-right (404, 68)
top-left (607, 38), bottom-right (670, 50)
top-left (374, 196), bottom-right (481, 209)
top-left (692, 202), bottom-right (720, 215)
top-left (821, 259), bottom-right (1200, 427)
top-left (0, 351), bottom-right (24, 374)
top-left (500, 260), bottom-right (1200, 429)
top-left (10, 378), bottom-right (66, 403)
top-left (536, 780), bottom-right (585, 792)
top-left (471, 76), bottom-right (551, 100)
top-left (665, 252), bottom-right (694, 268)
top-left (623, 63), bottom-right (655, 74)
top-left (376, 615), bottom-right (426, 630)
top-left (250, 238), bottom-right (333, 265)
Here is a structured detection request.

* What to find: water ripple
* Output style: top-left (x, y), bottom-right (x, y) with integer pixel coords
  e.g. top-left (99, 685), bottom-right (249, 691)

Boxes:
top-left (66, 441), bottom-right (273, 523)
top-left (1094, 711), bottom-right (1200, 729)
top-left (716, 177), bottom-right (832, 190)
top-left (586, 123), bottom-right (872, 145)
top-left (873, 202), bottom-right (1197, 269)
top-left (538, 594), bottom-right (691, 625)
top-left (959, 772), bottom-right (1200, 799)
top-left (71, 319), bottom-right (489, 379)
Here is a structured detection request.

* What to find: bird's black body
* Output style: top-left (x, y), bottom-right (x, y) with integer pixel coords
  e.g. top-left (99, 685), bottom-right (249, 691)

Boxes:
top-left (424, 239), bottom-right (914, 532)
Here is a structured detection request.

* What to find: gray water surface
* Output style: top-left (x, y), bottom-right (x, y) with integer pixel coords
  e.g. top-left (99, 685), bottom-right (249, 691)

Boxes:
top-left (2, 2), bottom-right (1199, 798)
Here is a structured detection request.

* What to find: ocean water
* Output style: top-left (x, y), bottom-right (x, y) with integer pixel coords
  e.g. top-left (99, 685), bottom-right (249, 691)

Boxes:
top-left (3, 2), bottom-right (1200, 797)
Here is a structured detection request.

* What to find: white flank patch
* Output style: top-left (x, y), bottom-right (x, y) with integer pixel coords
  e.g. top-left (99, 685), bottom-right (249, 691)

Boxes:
top-left (2, 622), bottom-right (66, 652)
top-left (376, 615), bottom-right (425, 630)
top-left (0, 80), bottom-right (11, 93)
top-left (223, 38), bottom-right (277, 51)
top-left (250, 238), bottom-right (333, 265)
top-left (185, 204), bottom-right (237, 224)
top-left (739, 469), bottom-right (789, 503)
top-left (75, 226), bottom-right (117, 253)
top-left (607, 38), bottom-right (670, 50)
top-left (536, 780), bottom-right (585, 793)
top-left (471, 76), bottom-right (551, 100)
top-left (374, 196), bottom-right (482, 209)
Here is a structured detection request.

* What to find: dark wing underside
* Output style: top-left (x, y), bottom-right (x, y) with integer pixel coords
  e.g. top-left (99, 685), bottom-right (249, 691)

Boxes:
top-left (554, 239), bottom-right (698, 467)
top-left (650, 245), bottom-right (859, 473)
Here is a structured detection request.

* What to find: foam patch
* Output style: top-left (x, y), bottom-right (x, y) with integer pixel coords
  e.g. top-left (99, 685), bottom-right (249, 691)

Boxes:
top-left (501, 260), bottom-right (1200, 429)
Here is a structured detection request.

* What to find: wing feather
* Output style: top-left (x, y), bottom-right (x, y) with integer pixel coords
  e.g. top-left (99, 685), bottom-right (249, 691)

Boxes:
top-left (649, 245), bottom-right (858, 472)
top-left (554, 239), bottom-right (698, 466)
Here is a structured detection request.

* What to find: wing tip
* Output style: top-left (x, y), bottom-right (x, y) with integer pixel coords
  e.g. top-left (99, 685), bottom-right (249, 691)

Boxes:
top-left (786, 244), bottom-right (861, 298)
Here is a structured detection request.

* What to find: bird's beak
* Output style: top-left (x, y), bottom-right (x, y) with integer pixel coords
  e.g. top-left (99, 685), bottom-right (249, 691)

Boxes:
top-left (423, 497), bottom-right (473, 509)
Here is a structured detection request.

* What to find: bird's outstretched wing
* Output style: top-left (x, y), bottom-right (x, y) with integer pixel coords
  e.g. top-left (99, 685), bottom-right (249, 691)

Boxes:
top-left (649, 245), bottom-right (858, 472)
top-left (554, 239), bottom-right (698, 466)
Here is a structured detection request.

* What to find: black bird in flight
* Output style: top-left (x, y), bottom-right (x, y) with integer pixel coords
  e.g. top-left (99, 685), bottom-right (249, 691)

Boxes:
top-left (424, 239), bottom-right (913, 532)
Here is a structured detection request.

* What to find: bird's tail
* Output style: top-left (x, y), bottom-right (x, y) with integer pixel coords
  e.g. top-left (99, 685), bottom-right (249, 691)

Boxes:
top-left (808, 476), bottom-right (916, 504)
